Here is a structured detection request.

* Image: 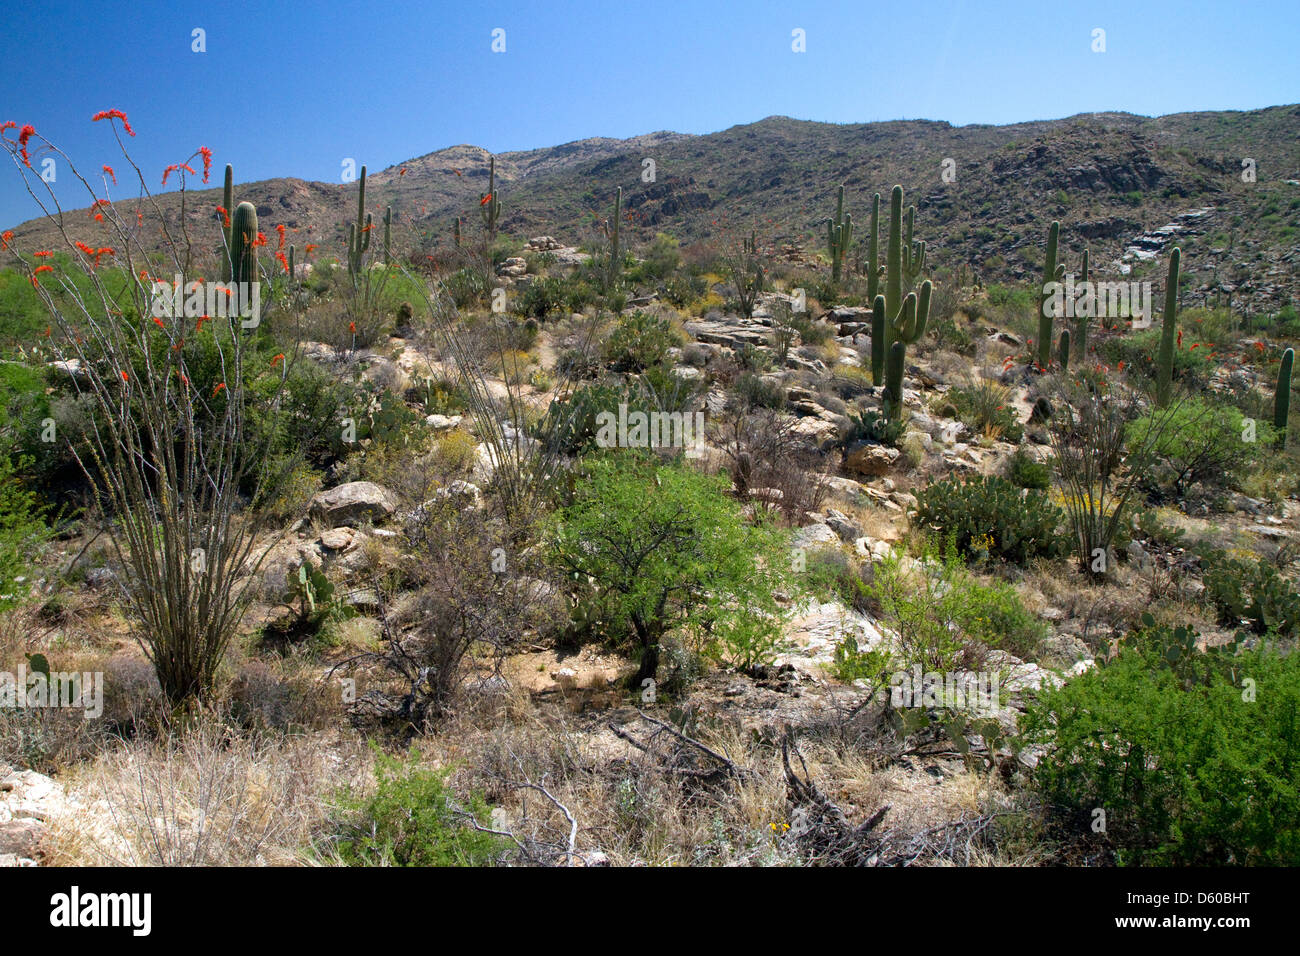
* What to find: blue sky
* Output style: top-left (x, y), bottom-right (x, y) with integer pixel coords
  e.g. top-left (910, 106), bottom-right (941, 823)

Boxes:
top-left (2, 0), bottom-right (1297, 228)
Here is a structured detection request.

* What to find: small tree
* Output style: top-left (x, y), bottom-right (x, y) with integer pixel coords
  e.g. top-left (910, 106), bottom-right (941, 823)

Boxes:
top-left (549, 454), bottom-right (796, 684)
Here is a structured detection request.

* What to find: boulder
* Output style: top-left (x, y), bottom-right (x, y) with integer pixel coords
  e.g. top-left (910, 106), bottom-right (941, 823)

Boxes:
top-left (844, 441), bottom-right (899, 477)
top-left (309, 482), bottom-right (397, 527)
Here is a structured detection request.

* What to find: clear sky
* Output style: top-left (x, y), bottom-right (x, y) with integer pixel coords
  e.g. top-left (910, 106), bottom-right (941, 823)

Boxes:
top-left (2, 0), bottom-right (1297, 228)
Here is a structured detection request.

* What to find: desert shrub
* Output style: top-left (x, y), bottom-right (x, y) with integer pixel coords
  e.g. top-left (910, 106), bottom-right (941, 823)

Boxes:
top-left (1200, 549), bottom-right (1300, 637)
top-left (1022, 633), bottom-right (1300, 865)
top-left (603, 310), bottom-right (681, 372)
top-left (549, 454), bottom-right (796, 681)
top-left (515, 275), bottom-right (570, 319)
top-left (658, 274), bottom-right (706, 309)
top-left (1005, 446), bottom-right (1051, 490)
top-left (630, 233), bottom-right (681, 282)
top-left (854, 542), bottom-right (1040, 672)
top-left (732, 372), bottom-right (785, 411)
top-left (721, 407), bottom-right (829, 525)
top-left (947, 380), bottom-right (1023, 442)
top-left (1128, 396), bottom-right (1262, 499)
top-left (912, 474), bottom-right (1066, 565)
top-left (534, 380), bottom-right (643, 456)
top-left (333, 747), bottom-right (503, 867)
top-left (441, 267), bottom-right (490, 309)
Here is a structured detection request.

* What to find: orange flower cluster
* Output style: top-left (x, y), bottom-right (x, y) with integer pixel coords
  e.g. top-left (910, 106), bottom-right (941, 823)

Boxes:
top-left (161, 162), bottom-right (196, 186)
top-left (198, 146), bottom-right (212, 184)
top-left (91, 109), bottom-right (135, 136)
top-left (102, 164), bottom-right (116, 185)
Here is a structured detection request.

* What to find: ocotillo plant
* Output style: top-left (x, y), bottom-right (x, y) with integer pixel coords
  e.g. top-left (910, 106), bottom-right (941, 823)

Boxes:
top-left (346, 164), bottom-right (371, 280)
top-left (219, 163), bottom-right (234, 280)
top-left (1156, 247), bottom-right (1181, 406)
top-left (1275, 347), bottom-right (1293, 443)
top-left (828, 185), bottom-right (853, 283)
top-left (870, 293), bottom-right (887, 385)
top-left (1038, 221), bottom-right (1065, 368)
top-left (480, 155), bottom-right (501, 241)
top-left (884, 280), bottom-right (932, 421)
top-left (229, 201), bottom-right (258, 287)
top-left (865, 192), bottom-right (880, 304)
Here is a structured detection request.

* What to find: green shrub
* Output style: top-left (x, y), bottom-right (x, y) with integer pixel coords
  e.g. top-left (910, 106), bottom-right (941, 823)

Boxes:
top-left (1128, 397), bottom-right (1263, 498)
top-left (1021, 632), bottom-right (1300, 865)
top-left (548, 454), bottom-right (797, 680)
top-left (844, 408), bottom-right (904, 448)
top-left (1098, 327), bottom-right (1215, 388)
top-left (947, 381), bottom-right (1023, 442)
top-left (733, 372), bottom-right (784, 411)
top-left (602, 311), bottom-right (680, 372)
top-left (334, 747), bottom-right (503, 867)
top-left (912, 474), bottom-right (1066, 565)
top-left (1005, 446), bottom-right (1051, 490)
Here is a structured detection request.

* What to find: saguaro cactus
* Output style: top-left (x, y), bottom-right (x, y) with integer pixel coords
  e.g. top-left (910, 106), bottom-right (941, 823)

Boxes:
top-left (1038, 221), bottom-right (1065, 368)
top-left (1058, 329), bottom-right (1071, 370)
top-left (828, 185), bottom-right (853, 283)
top-left (1274, 347), bottom-right (1293, 441)
top-left (480, 155), bottom-right (501, 241)
top-left (229, 201), bottom-right (258, 287)
top-left (1156, 246), bottom-right (1181, 406)
top-left (382, 206), bottom-right (392, 262)
top-left (347, 164), bottom-right (371, 279)
top-left (1073, 248), bottom-right (1090, 365)
top-left (453, 217), bottom-right (461, 247)
top-left (219, 163), bottom-right (234, 280)
top-left (865, 192), bottom-right (880, 303)
top-left (870, 294), bottom-right (887, 385)
top-left (884, 279), bottom-right (932, 421)
top-left (607, 186), bottom-right (622, 288)
top-left (902, 204), bottom-right (926, 290)
top-left (882, 185), bottom-right (927, 360)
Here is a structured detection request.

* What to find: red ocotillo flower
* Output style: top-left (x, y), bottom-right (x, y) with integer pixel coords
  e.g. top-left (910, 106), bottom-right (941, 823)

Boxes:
top-left (254, 232), bottom-right (268, 247)
top-left (102, 164), bottom-right (116, 185)
top-left (75, 241), bottom-right (95, 256)
top-left (0, 230), bottom-right (11, 250)
top-left (212, 382), bottom-right (226, 398)
top-left (215, 205), bottom-right (230, 228)
top-left (271, 353), bottom-right (285, 368)
top-left (348, 321), bottom-right (356, 334)
top-left (33, 264), bottom-right (52, 274)
top-left (17, 124), bottom-right (35, 166)
top-left (33, 250), bottom-right (52, 257)
top-left (480, 193), bottom-right (493, 206)
top-left (275, 251), bottom-right (289, 273)
top-left (161, 162), bottom-right (195, 186)
top-left (120, 370), bottom-right (129, 382)
top-left (275, 223), bottom-right (286, 249)
top-left (198, 146), bottom-right (212, 183)
top-left (1177, 329), bottom-right (1183, 348)
top-left (91, 109), bottom-right (135, 136)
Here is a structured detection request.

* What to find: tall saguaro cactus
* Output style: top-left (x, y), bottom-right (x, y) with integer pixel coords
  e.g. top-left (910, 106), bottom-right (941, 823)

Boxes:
top-left (827, 185), bottom-right (853, 284)
top-left (1156, 246), bottom-right (1181, 406)
top-left (480, 155), bottom-right (501, 241)
top-left (382, 205), bottom-right (392, 262)
top-left (1275, 347), bottom-right (1294, 444)
top-left (1038, 221), bottom-right (1065, 368)
top-left (347, 164), bottom-right (371, 280)
top-left (884, 279), bottom-right (932, 421)
top-left (865, 192), bottom-right (881, 304)
top-left (219, 164), bottom-right (235, 280)
top-left (1073, 248), bottom-right (1090, 365)
top-left (607, 186), bottom-right (622, 289)
top-left (870, 294), bottom-right (887, 386)
top-left (882, 185), bottom-right (927, 361)
top-left (229, 201), bottom-right (258, 287)
top-left (902, 204), bottom-right (926, 290)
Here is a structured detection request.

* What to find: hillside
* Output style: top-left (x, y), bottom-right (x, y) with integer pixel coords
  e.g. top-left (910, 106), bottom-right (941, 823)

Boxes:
top-left (5, 107), bottom-right (1298, 314)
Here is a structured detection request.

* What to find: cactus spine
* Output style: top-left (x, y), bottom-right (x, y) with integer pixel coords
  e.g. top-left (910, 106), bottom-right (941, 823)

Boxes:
top-left (870, 294), bottom-right (887, 386)
top-left (1156, 247), bottom-right (1181, 406)
top-left (828, 185), bottom-right (853, 283)
top-left (865, 192), bottom-right (880, 304)
top-left (229, 201), bottom-right (258, 287)
top-left (1038, 221), bottom-right (1064, 368)
top-left (480, 155), bottom-right (501, 241)
top-left (1274, 347), bottom-right (1293, 441)
top-left (347, 164), bottom-right (371, 280)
